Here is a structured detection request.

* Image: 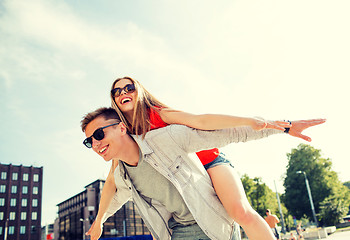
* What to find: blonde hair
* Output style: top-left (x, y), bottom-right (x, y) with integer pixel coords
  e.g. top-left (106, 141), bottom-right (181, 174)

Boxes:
top-left (110, 76), bottom-right (167, 137)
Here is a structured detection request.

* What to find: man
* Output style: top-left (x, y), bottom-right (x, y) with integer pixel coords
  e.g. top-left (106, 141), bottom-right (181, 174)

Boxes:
top-left (81, 107), bottom-right (325, 240)
top-left (265, 209), bottom-right (280, 240)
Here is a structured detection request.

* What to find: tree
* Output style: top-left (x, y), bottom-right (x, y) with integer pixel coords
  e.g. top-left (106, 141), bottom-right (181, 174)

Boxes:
top-left (241, 174), bottom-right (278, 216)
top-left (282, 144), bottom-right (350, 226)
top-left (344, 181), bottom-right (350, 215)
top-left (319, 195), bottom-right (349, 226)
top-left (344, 181), bottom-right (350, 190)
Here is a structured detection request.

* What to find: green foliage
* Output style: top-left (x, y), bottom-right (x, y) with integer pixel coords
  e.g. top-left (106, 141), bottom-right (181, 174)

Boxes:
top-left (241, 174), bottom-right (279, 217)
top-left (344, 181), bottom-right (350, 190)
top-left (319, 195), bottom-right (350, 226)
top-left (282, 144), bottom-right (350, 226)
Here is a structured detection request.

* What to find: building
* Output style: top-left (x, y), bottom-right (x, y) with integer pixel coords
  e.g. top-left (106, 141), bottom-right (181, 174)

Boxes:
top-left (41, 223), bottom-right (54, 240)
top-left (57, 179), bottom-right (150, 240)
top-left (0, 163), bottom-right (43, 240)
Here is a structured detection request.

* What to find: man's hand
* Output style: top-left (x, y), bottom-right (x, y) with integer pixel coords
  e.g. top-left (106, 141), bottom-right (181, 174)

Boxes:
top-left (86, 220), bottom-right (103, 240)
top-left (287, 119), bottom-right (326, 142)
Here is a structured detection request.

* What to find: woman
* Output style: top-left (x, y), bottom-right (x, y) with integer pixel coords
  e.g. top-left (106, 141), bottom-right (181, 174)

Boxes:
top-left (109, 76), bottom-right (287, 240)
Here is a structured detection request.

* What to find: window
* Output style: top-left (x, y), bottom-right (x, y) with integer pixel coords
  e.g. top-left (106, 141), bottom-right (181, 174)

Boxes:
top-left (32, 199), bottom-right (38, 207)
top-left (9, 226), bottom-right (14, 235)
top-left (32, 212), bottom-right (37, 220)
top-left (10, 198), bottom-right (16, 207)
top-left (20, 226), bottom-right (26, 234)
top-left (22, 186), bottom-right (28, 194)
top-left (0, 198), bottom-right (4, 206)
top-left (33, 187), bottom-right (38, 195)
top-left (33, 174), bottom-right (39, 182)
top-left (21, 212), bottom-right (27, 220)
top-left (11, 186), bottom-right (17, 194)
top-left (22, 198), bottom-right (27, 207)
top-left (23, 173), bottom-right (29, 181)
top-left (0, 185), bottom-right (6, 193)
top-left (0, 226), bottom-right (2, 235)
top-left (9, 212), bottom-right (15, 220)
top-left (1, 172), bottom-right (6, 180)
top-left (12, 172), bottom-right (18, 180)
top-left (0, 212), bottom-right (3, 220)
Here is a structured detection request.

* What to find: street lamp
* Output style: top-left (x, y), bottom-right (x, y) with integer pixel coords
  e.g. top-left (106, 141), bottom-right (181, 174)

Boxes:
top-left (80, 218), bottom-right (88, 240)
top-left (296, 171), bottom-right (318, 227)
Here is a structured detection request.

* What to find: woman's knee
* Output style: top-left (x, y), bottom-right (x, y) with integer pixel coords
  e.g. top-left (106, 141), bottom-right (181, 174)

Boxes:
top-left (228, 203), bottom-right (257, 226)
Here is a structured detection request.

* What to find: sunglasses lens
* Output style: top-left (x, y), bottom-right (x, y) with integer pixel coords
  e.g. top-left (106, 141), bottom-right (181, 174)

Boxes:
top-left (93, 129), bottom-right (105, 141)
top-left (126, 84), bottom-right (135, 92)
top-left (83, 138), bottom-right (92, 148)
top-left (111, 88), bottom-right (121, 98)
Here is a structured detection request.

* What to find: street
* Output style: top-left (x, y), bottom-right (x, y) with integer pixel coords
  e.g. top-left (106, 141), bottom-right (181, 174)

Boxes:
top-left (279, 230), bottom-right (350, 240)
top-left (325, 230), bottom-right (350, 240)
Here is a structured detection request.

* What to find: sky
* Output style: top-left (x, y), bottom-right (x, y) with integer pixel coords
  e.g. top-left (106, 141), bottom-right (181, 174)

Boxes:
top-left (0, 0), bottom-right (349, 226)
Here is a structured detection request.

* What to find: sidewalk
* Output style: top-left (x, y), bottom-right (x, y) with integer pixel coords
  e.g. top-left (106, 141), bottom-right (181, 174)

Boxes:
top-left (280, 228), bottom-right (350, 240)
top-left (241, 227), bottom-right (350, 240)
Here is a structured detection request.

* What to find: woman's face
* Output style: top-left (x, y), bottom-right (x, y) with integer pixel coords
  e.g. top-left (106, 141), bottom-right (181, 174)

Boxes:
top-left (112, 78), bottom-right (137, 115)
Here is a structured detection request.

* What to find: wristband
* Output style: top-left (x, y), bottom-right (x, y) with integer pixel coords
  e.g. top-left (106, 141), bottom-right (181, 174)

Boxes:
top-left (284, 120), bottom-right (292, 133)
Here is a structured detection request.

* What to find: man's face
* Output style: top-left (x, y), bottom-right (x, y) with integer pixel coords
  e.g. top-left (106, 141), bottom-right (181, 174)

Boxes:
top-left (84, 116), bottom-right (122, 161)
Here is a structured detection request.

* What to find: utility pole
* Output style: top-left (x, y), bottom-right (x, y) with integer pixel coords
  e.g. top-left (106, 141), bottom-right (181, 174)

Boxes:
top-left (4, 219), bottom-right (8, 240)
top-left (274, 181), bottom-right (286, 233)
top-left (296, 171), bottom-right (318, 227)
top-left (80, 218), bottom-right (87, 240)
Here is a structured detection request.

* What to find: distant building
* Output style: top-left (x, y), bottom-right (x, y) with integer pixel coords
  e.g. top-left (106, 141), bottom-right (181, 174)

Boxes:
top-left (41, 223), bottom-right (54, 240)
top-left (0, 163), bottom-right (43, 240)
top-left (57, 179), bottom-right (150, 240)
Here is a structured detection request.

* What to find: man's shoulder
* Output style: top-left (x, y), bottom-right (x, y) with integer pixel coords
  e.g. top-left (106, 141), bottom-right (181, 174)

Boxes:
top-left (142, 125), bottom-right (192, 149)
top-left (145, 124), bottom-right (190, 137)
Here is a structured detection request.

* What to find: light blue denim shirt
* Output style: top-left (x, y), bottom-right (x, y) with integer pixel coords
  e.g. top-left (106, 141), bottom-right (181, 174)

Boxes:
top-left (104, 125), bottom-right (282, 240)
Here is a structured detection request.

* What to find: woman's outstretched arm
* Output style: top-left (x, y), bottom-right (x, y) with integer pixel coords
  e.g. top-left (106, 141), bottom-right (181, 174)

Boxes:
top-left (159, 108), bottom-right (290, 131)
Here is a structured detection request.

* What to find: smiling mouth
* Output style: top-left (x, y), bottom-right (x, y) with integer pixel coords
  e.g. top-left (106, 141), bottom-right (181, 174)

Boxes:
top-left (121, 98), bottom-right (131, 104)
top-left (99, 146), bottom-right (108, 154)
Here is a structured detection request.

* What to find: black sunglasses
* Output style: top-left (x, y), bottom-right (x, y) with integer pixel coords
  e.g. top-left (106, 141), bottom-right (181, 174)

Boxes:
top-left (111, 84), bottom-right (136, 98)
top-left (83, 123), bottom-right (119, 148)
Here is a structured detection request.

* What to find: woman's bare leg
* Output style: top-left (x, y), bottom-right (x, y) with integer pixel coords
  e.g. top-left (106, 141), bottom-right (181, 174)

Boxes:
top-left (207, 165), bottom-right (275, 240)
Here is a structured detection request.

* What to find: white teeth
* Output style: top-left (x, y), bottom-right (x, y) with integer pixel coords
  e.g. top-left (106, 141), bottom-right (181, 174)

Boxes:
top-left (99, 146), bottom-right (107, 153)
top-left (121, 98), bottom-right (131, 104)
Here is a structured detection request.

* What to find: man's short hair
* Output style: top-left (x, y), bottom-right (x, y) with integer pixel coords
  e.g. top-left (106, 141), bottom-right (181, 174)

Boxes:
top-left (81, 107), bottom-right (121, 132)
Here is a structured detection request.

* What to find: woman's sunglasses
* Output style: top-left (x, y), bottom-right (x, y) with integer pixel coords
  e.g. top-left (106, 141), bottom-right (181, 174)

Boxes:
top-left (111, 83), bottom-right (136, 98)
top-left (83, 123), bottom-right (119, 148)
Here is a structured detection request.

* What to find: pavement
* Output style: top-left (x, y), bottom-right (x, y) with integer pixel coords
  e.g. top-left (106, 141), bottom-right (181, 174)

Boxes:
top-left (241, 228), bottom-right (350, 240)
top-left (320, 230), bottom-right (350, 240)
top-left (281, 229), bottom-right (350, 240)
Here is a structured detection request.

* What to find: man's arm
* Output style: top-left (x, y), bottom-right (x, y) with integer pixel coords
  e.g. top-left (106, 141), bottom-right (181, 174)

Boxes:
top-left (171, 125), bottom-right (282, 153)
top-left (86, 162), bottom-right (117, 240)
top-left (170, 119), bottom-right (325, 153)
top-left (274, 215), bottom-right (280, 224)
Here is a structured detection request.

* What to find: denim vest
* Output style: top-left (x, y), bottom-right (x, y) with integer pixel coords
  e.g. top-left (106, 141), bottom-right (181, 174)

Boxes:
top-left (104, 125), bottom-right (281, 240)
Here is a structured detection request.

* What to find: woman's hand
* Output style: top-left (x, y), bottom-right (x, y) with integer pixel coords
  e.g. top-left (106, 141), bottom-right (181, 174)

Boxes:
top-left (86, 220), bottom-right (103, 240)
top-left (287, 119), bottom-right (326, 142)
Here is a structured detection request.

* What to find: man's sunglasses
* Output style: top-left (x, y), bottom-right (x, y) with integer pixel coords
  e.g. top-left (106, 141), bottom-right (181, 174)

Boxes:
top-left (83, 123), bottom-right (119, 148)
top-left (111, 84), bottom-right (136, 98)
